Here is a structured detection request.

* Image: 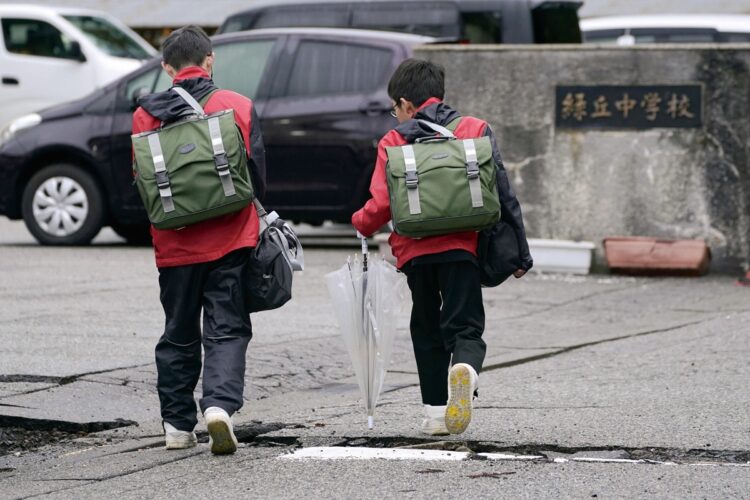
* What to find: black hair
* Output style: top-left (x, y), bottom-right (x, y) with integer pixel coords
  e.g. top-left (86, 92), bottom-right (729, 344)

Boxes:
top-left (387, 58), bottom-right (445, 108)
top-left (161, 25), bottom-right (212, 70)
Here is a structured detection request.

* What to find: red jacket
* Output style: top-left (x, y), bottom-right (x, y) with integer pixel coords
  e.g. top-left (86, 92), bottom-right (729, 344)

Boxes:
top-left (352, 98), bottom-right (492, 268)
top-left (132, 67), bottom-right (261, 268)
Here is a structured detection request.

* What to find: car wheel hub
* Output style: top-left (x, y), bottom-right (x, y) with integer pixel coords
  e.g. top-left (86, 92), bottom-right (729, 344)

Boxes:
top-left (32, 176), bottom-right (89, 237)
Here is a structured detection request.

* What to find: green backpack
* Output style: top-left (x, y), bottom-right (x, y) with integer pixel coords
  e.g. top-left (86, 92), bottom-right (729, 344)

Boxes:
top-left (131, 87), bottom-right (254, 230)
top-left (385, 119), bottom-right (501, 238)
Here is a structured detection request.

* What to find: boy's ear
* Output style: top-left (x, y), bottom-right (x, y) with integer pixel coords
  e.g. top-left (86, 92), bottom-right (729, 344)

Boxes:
top-left (400, 98), bottom-right (418, 117)
top-left (162, 61), bottom-right (177, 78)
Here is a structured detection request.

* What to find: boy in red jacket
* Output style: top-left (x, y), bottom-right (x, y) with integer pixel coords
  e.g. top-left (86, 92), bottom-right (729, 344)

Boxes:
top-left (132, 26), bottom-right (266, 454)
top-left (352, 59), bottom-right (532, 435)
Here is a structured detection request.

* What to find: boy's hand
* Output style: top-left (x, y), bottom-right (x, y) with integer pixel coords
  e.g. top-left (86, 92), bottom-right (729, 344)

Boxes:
top-left (513, 269), bottom-right (526, 279)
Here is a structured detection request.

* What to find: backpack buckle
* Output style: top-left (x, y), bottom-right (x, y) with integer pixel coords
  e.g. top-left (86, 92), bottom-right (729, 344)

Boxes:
top-left (214, 152), bottom-right (230, 172)
top-left (466, 160), bottom-right (480, 180)
top-left (155, 170), bottom-right (171, 189)
top-left (405, 170), bottom-right (419, 188)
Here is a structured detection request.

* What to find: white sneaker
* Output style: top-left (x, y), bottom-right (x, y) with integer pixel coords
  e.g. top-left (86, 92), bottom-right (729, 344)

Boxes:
top-left (421, 405), bottom-right (449, 436)
top-left (445, 363), bottom-right (479, 435)
top-left (164, 422), bottom-right (197, 449)
top-left (204, 406), bottom-right (238, 455)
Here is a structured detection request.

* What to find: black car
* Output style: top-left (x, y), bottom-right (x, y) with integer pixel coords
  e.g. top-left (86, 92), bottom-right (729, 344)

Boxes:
top-left (0, 28), bottom-right (430, 244)
top-left (218, 0), bottom-right (582, 44)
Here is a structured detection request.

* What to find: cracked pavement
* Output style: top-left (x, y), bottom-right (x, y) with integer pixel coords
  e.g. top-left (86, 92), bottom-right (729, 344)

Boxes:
top-left (0, 219), bottom-right (748, 499)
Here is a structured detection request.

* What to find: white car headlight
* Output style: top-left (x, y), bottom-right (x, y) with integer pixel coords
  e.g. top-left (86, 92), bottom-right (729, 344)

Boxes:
top-left (0, 113), bottom-right (42, 147)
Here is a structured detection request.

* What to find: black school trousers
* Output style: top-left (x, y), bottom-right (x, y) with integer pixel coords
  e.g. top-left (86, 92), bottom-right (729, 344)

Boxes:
top-left (155, 247), bottom-right (253, 432)
top-left (403, 256), bottom-right (486, 406)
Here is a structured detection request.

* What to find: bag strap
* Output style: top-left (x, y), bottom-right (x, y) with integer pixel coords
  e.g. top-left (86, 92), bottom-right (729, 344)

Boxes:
top-left (171, 86), bottom-right (205, 116)
top-left (146, 133), bottom-right (175, 214)
top-left (253, 198), bottom-right (268, 223)
top-left (401, 145), bottom-right (422, 215)
top-left (417, 119), bottom-right (455, 138)
top-left (462, 138), bottom-right (484, 208)
top-left (445, 117), bottom-right (462, 132)
top-left (207, 116), bottom-right (235, 197)
top-left (253, 198), bottom-right (305, 271)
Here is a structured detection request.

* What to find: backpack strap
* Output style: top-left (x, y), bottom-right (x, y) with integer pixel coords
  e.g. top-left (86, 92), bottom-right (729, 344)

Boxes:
top-left (207, 116), bottom-right (236, 197)
top-left (445, 117), bottom-right (462, 132)
top-left (146, 133), bottom-right (176, 214)
top-left (173, 87), bottom-right (236, 198)
top-left (171, 86), bottom-right (205, 116)
top-left (462, 138), bottom-right (484, 208)
top-left (417, 119), bottom-right (455, 139)
top-left (401, 144), bottom-right (422, 215)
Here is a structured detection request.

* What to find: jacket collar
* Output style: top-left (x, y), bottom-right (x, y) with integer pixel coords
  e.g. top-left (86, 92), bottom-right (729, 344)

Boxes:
top-left (394, 98), bottom-right (462, 143)
top-left (137, 66), bottom-right (217, 123)
top-left (173, 66), bottom-right (210, 84)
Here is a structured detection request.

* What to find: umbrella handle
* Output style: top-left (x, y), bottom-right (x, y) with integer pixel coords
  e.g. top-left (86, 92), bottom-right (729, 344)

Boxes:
top-left (357, 231), bottom-right (368, 256)
top-left (368, 416), bottom-right (374, 429)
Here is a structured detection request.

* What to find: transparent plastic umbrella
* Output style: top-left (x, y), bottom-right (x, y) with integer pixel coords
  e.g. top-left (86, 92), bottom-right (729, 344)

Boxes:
top-left (325, 236), bottom-right (407, 429)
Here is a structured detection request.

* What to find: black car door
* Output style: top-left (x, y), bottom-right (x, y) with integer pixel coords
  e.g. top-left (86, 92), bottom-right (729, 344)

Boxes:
top-left (107, 35), bottom-right (283, 224)
top-left (109, 62), bottom-right (165, 223)
top-left (259, 35), bottom-right (399, 224)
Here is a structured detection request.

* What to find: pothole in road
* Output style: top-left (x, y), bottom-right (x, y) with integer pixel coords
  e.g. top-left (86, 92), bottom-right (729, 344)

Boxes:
top-left (270, 435), bottom-right (750, 466)
top-left (0, 415), bottom-right (137, 457)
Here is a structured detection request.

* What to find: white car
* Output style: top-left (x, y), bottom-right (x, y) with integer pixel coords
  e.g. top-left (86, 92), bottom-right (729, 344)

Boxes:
top-left (581, 14), bottom-right (750, 45)
top-left (0, 4), bottom-right (156, 129)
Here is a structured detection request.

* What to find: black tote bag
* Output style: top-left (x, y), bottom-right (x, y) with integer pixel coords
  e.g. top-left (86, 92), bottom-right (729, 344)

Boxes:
top-left (477, 220), bottom-right (522, 287)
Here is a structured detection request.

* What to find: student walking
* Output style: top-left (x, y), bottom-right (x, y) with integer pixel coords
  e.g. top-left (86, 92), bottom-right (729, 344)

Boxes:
top-left (352, 59), bottom-right (533, 435)
top-left (132, 26), bottom-right (266, 454)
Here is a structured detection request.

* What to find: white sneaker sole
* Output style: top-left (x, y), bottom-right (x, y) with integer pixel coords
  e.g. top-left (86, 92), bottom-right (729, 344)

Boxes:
top-left (165, 434), bottom-right (197, 450)
top-left (207, 419), bottom-right (237, 455)
top-left (421, 425), bottom-right (450, 436)
top-left (446, 365), bottom-right (473, 434)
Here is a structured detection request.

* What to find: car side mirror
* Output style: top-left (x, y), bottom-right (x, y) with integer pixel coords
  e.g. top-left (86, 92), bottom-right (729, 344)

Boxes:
top-left (131, 86), bottom-right (151, 110)
top-left (69, 41), bottom-right (87, 62)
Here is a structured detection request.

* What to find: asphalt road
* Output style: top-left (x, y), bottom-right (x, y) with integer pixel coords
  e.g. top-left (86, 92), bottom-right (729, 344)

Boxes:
top-left (0, 219), bottom-right (748, 499)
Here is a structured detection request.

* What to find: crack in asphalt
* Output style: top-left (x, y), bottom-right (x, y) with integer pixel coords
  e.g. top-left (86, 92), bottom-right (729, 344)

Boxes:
top-left (496, 283), bottom-right (642, 321)
top-left (0, 363), bottom-right (152, 400)
top-left (0, 415), bottom-right (137, 434)
top-left (480, 316), bottom-right (716, 372)
top-left (19, 453), bottom-right (200, 500)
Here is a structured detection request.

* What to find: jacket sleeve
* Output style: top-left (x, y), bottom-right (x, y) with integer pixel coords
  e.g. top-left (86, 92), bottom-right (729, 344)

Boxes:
top-left (247, 103), bottom-right (267, 201)
top-left (351, 138), bottom-right (391, 237)
top-left (484, 124), bottom-right (533, 271)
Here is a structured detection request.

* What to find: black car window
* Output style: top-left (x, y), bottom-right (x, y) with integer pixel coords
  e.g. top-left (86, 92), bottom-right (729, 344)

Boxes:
top-left (220, 14), bottom-right (256, 34)
top-left (125, 67), bottom-right (159, 102)
top-left (285, 40), bottom-right (392, 98)
top-left (531, 4), bottom-right (582, 43)
top-left (1, 17), bottom-right (78, 59)
top-left (461, 11), bottom-right (502, 43)
top-left (254, 5), bottom-right (350, 28)
top-left (351, 2), bottom-right (459, 37)
top-left (212, 39), bottom-right (276, 99)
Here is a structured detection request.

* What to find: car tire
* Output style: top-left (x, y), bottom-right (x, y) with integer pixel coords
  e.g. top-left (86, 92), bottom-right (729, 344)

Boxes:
top-left (112, 223), bottom-right (151, 246)
top-left (21, 164), bottom-right (105, 245)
